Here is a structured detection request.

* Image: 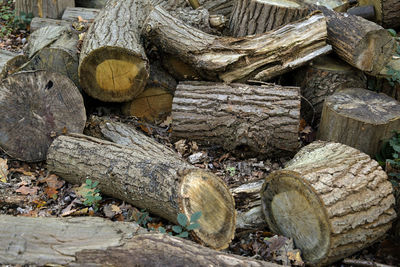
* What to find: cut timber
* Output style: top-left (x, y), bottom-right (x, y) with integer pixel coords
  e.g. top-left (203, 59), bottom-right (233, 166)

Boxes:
top-left (303, 0), bottom-right (348, 11)
top-left (79, 0), bottom-right (150, 102)
top-left (314, 5), bottom-right (396, 75)
top-left (202, 0), bottom-right (234, 18)
top-left (171, 81), bottom-right (300, 157)
top-left (0, 50), bottom-right (27, 80)
top-left (318, 88), bottom-right (400, 156)
top-left (61, 7), bottom-right (100, 22)
top-left (260, 141), bottom-right (396, 266)
top-left (0, 70), bottom-right (86, 162)
top-left (294, 55), bottom-right (367, 126)
top-left (143, 7), bottom-right (331, 82)
top-left (30, 17), bottom-right (71, 32)
top-left (0, 215), bottom-right (147, 265)
top-left (76, 233), bottom-right (280, 267)
top-left (22, 26), bottom-right (79, 87)
top-left (358, 0), bottom-right (400, 28)
top-left (46, 133), bottom-right (236, 249)
top-left (229, 0), bottom-right (311, 37)
top-left (161, 54), bottom-right (201, 81)
top-left (347, 5), bottom-right (376, 21)
top-left (75, 0), bottom-right (106, 8)
top-left (15, 0), bottom-right (75, 19)
top-left (122, 63), bottom-right (177, 122)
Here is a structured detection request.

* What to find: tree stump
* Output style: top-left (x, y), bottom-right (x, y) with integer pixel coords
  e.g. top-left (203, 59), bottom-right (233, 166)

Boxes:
top-left (229, 0), bottom-right (310, 37)
top-left (318, 88), bottom-right (400, 156)
top-left (294, 55), bottom-right (367, 126)
top-left (171, 81), bottom-right (300, 157)
top-left (0, 70), bottom-right (86, 162)
top-left (358, 0), bottom-right (400, 28)
top-left (47, 133), bottom-right (236, 250)
top-left (260, 141), bottom-right (396, 266)
top-left (79, 0), bottom-right (150, 102)
top-left (15, 0), bottom-right (75, 19)
top-left (0, 50), bottom-right (27, 80)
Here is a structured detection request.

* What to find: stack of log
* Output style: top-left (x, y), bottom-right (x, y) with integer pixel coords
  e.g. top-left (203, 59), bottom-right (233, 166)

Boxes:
top-left (1, 0), bottom-right (400, 265)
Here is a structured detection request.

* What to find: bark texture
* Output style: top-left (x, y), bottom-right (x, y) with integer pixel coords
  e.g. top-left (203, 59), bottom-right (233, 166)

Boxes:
top-left (143, 7), bottom-right (330, 82)
top-left (79, 0), bottom-right (151, 102)
top-left (61, 7), bottom-right (100, 22)
top-left (229, 0), bottom-right (311, 37)
top-left (318, 88), bottom-right (400, 156)
top-left (0, 50), bottom-right (27, 80)
top-left (202, 0), bottom-right (234, 18)
top-left (30, 17), bottom-right (71, 32)
top-left (76, 233), bottom-right (281, 267)
top-left (15, 0), bottom-right (75, 19)
top-left (171, 81), bottom-right (300, 157)
top-left (47, 134), bottom-right (236, 249)
top-left (294, 55), bottom-right (367, 126)
top-left (0, 70), bottom-right (86, 162)
top-left (358, 0), bottom-right (400, 28)
top-left (260, 141), bottom-right (396, 266)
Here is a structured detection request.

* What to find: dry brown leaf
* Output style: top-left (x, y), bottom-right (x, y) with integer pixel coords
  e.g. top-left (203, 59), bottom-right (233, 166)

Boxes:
top-left (111, 204), bottom-right (121, 214)
top-left (16, 185), bottom-right (39, 195)
top-left (43, 174), bottom-right (65, 189)
top-left (0, 158), bottom-right (8, 183)
top-left (174, 139), bottom-right (187, 155)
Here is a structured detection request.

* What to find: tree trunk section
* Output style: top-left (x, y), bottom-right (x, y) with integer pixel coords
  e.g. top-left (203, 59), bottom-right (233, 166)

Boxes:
top-left (46, 133), bottom-right (236, 250)
top-left (30, 17), bottom-right (71, 32)
top-left (294, 55), bottom-right (367, 126)
top-left (61, 7), bottom-right (100, 22)
top-left (75, 233), bottom-right (281, 267)
top-left (317, 88), bottom-right (400, 156)
top-left (22, 25), bottom-right (80, 87)
top-left (260, 141), bottom-right (396, 266)
top-left (202, 0), bottom-right (234, 18)
top-left (358, 0), bottom-right (400, 28)
top-left (15, 0), bottom-right (75, 19)
top-left (0, 70), bottom-right (86, 162)
top-left (0, 50), bottom-right (27, 80)
top-left (79, 0), bottom-right (150, 102)
top-left (75, 0), bottom-right (107, 9)
top-left (143, 7), bottom-right (331, 82)
top-left (171, 81), bottom-right (300, 157)
top-left (229, 0), bottom-right (311, 37)
top-left (314, 5), bottom-right (396, 75)
top-left (122, 62), bottom-right (177, 122)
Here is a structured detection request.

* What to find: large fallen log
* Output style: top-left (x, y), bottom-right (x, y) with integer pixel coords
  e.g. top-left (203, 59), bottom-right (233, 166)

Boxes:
top-left (15, 0), bottom-right (75, 19)
top-left (318, 88), bottom-right (400, 156)
top-left (47, 133), bottom-right (236, 249)
top-left (0, 70), bottom-right (86, 162)
top-left (143, 7), bottom-right (331, 82)
top-left (260, 141), bottom-right (396, 266)
top-left (358, 0), bottom-right (400, 28)
top-left (79, 0), bottom-right (150, 102)
top-left (171, 81), bottom-right (300, 157)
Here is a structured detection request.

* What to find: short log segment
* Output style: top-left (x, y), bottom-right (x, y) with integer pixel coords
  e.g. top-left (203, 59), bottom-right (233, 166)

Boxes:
top-left (46, 133), bottom-right (236, 250)
top-left (0, 70), bottom-right (86, 162)
top-left (0, 49), bottom-right (27, 80)
top-left (294, 55), bottom-right (367, 125)
top-left (318, 88), bottom-right (400, 156)
top-left (229, 0), bottom-right (311, 37)
top-left (61, 7), bottom-right (100, 22)
top-left (171, 81), bottom-right (300, 157)
top-left (30, 17), bottom-right (71, 32)
top-left (143, 7), bottom-right (331, 82)
top-left (15, 0), bottom-right (75, 19)
top-left (79, 0), bottom-right (150, 102)
top-left (260, 141), bottom-right (396, 266)
top-left (358, 0), bottom-right (400, 28)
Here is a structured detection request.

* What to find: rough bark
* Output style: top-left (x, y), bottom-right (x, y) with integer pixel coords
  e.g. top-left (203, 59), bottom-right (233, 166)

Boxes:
top-left (260, 141), bottom-right (396, 266)
top-left (0, 215), bottom-right (147, 266)
top-left (15, 0), bottom-right (75, 19)
top-left (143, 7), bottom-right (331, 82)
top-left (61, 7), bottom-right (100, 22)
top-left (347, 5), bottom-right (376, 21)
top-left (0, 70), bottom-right (86, 162)
top-left (79, 0), bottom-right (150, 102)
top-left (0, 49), bottom-right (27, 80)
top-left (318, 88), bottom-right (400, 156)
top-left (303, 0), bottom-right (348, 11)
top-left (75, 0), bottom-right (107, 9)
top-left (22, 25), bottom-right (80, 87)
top-left (46, 133), bottom-right (236, 250)
top-left (171, 81), bottom-right (300, 157)
top-left (75, 233), bottom-right (281, 267)
top-left (314, 5), bottom-right (396, 75)
top-left (122, 63), bottom-right (177, 122)
top-left (294, 55), bottom-right (367, 126)
top-left (202, 0), bottom-right (234, 18)
top-left (30, 17), bottom-right (71, 32)
top-left (358, 0), bottom-right (400, 28)
top-left (229, 0), bottom-right (311, 37)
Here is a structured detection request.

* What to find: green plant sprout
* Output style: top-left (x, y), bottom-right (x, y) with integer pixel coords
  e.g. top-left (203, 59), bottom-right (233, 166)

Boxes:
top-left (0, 1), bottom-right (33, 37)
top-left (385, 29), bottom-right (400, 86)
top-left (376, 131), bottom-right (400, 185)
top-left (158, 211), bottom-right (202, 238)
top-left (226, 166), bottom-right (236, 177)
top-left (136, 209), bottom-right (152, 227)
top-left (83, 178), bottom-right (102, 211)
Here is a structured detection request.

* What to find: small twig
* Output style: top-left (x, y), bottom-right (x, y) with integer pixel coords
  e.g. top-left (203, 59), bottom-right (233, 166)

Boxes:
top-left (343, 258), bottom-right (396, 267)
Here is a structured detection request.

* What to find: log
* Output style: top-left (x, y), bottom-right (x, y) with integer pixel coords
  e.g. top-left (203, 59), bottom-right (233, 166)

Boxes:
top-left (21, 25), bottom-right (80, 87)
top-left (347, 5), bottom-right (376, 21)
top-left (15, 0), bottom-right (75, 19)
top-left (260, 141), bottom-right (396, 266)
top-left (314, 5), bottom-right (396, 75)
top-left (229, 0), bottom-right (311, 37)
top-left (122, 63), bottom-right (177, 122)
top-left (0, 50), bottom-right (27, 80)
top-left (79, 0), bottom-right (150, 102)
top-left (61, 7), bottom-right (100, 22)
top-left (46, 133), bottom-right (236, 249)
top-left (317, 88), bottom-right (400, 156)
top-left (171, 81), bottom-right (300, 157)
top-left (76, 233), bottom-right (281, 267)
top-left (294, 55), bottom-right (367, 126)
top-left (75, 0), bottom-right (107, 9)
top-left (303, 0), bottom-right (348, 11)
top-left (0, 70), bottom-right (86, 162)
top-left (202, 0), bottom-right (234, 18)
top-left (143, 7), bottom-right (331, 82)
top-left (30, 17), bottom-right (71, 32)
top-left (358, 0), bottom-right (400, 28)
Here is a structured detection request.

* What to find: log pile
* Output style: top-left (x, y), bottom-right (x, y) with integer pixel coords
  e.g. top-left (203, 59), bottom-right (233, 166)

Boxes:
top-left (1, 0), bottom-right (400, 266)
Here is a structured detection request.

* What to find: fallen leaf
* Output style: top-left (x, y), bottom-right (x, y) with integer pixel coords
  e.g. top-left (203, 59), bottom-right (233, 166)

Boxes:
top-left (0, 158), bottom-right (8, 183)
top-left (174, 139), bottom-right (187, 155)
top-left (160, 116), bottom-right (172, 127)
top-left (148, 222), bottom-right (163, 230)
top-left (16, 186), bottom-right (39, 195)
top-left (111, 204), bottom-right (121, 213)
top-left (44, 187), bottom-right (58, 199)
top-left (42, 174), bottom-right (65, 189)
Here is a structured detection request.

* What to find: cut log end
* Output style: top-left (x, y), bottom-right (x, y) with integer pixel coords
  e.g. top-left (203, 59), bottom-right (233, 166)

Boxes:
top-left (79, 47), bottom-right (148, 102)
top-left (163, 55), bottom-right (200, 81)
top-left (179, 170), bottom-right (236, 250)
top-left (261, 170), bottom-right (331, 264)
